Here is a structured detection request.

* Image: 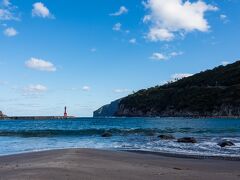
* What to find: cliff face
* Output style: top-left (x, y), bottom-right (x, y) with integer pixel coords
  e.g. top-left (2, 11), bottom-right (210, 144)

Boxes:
top-left (93, 99), bottom-right (121, 117)
top-left (94, 60), bottom-right (240, 117)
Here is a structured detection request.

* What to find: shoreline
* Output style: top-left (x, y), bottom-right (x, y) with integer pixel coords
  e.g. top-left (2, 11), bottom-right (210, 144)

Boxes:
top-left (1, 148), bottom-right (240, 160)
top-left (0, 148), bottom-right (239, 180)
top-left (0, 116), bottom-right (76, 120)
top-left (125, 150), bottom-right (240, 161)
top-left (1, 116), bottom-right (240, 120)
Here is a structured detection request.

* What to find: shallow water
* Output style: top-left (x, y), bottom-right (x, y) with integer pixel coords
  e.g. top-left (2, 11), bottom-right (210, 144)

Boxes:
top-left (0, 117), bottom-right (239, 157)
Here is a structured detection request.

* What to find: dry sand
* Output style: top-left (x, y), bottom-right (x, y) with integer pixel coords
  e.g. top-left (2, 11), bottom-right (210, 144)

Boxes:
top-left (0, 149), bottom-right (240, 180)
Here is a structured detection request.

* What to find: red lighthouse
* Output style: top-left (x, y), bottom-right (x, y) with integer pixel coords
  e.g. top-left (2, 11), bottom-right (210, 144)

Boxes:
top-left (64, 106), bottom-right (68, 118)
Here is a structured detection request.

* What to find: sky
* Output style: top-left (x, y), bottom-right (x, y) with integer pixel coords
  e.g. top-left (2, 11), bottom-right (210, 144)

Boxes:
top-left (0, 0), bottom-right (239, 117)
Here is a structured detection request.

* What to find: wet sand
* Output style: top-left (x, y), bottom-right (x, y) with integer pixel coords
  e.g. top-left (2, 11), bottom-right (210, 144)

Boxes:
top-left (0, 149), bottom-right (240, 180)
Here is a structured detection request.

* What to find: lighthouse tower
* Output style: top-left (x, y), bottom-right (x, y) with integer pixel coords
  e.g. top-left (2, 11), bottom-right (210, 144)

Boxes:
top-left (64, 106), bottom-right (68, 118)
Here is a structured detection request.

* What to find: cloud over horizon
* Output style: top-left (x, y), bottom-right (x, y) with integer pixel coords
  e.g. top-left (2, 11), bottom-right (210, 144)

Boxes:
top-left (114, 89), bottom-right (130, 93)
top-left (171, 73), bottom-right (193, 80)
top-left (82, 86), bottom-right (91, 91)
top-left (150, 51), bottom-right (183, 61)
top-left (23, 84), bottom-right (48, 94)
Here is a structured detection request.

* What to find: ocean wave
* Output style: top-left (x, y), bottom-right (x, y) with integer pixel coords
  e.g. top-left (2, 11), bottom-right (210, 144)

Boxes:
top-left (0, 127), bottom-right (239, 137)
top-left (0, 128), bottom-right (159, 137)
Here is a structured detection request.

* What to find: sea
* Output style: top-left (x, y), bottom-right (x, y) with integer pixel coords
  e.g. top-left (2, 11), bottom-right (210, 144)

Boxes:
top-left (0, 117), bottom-right (240, 157)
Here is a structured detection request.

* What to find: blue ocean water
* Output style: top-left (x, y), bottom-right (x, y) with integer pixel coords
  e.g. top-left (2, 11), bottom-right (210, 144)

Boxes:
top-left (0, 117), bottom-right (240, 157)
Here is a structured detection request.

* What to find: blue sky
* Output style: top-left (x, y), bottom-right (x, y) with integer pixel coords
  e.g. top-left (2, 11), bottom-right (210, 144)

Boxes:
top-left (0, 0), bottom-right (239, 117)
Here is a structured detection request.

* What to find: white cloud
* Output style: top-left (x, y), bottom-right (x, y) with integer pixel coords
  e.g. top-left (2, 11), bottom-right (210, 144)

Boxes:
top-left (82, 86), bottom-right (91, 91)
top-left (150, 51), bottom-right (183, 61)
top-left (3, 27), bottom-right (17, 37)
top-left (129, 38), bottom-right (136, 44)
top-left (171, 73), bottom-right (193, 80)
top-left (0, 1), bottom-right (19, 21)
top-left (144, 0), bottom-right (217, 41)
top-left (110, 6), bottom-right (128, 16)
top-left (114, 89), bottom-right (130, 93)
top-left (25, 57), bottom-right (56, 72)
top-left (220, 14), bottom-right (227, 20)
top-left (147, 28), bottom-right (174, 41)
top-left (169, 51), bottom-right (183, 57)
top-left (113, 23), bottom-right (121, 31)
top-left (0, 9), bottom-right (13, 20)
top-left (24, 84), bottom-right (47, 94)
top-left (221, 61), bottom-right (229, 66)
top-left (220, 14), bottom-right (228, 23)
top-left (150, 52), bottom-right (167, 60)
top-left (32, 2), bottom-right (54, 18)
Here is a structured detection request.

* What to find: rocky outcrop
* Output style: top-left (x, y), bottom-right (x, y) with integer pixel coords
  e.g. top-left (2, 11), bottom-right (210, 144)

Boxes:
top-left (218, 140), bottom-right (235, 147)
top-left (93, 99), bottom-right (121, 117)
top-left (158, 134), bottom-right (175, 140)
top-left (177, 137), bottom-right (197, 143)
top-left (101, 132), bottom-right (112, 137)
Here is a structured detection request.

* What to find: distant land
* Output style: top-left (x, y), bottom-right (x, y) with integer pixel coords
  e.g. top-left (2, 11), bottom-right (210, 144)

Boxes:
top-left (94, 60), bottom-right (240, 118)
top-left (0, 107), bottom-right (76, 120)
top-left (0, 110), bottom-right (75, 120)
top-left (0, 116), bottom-right (76, 120)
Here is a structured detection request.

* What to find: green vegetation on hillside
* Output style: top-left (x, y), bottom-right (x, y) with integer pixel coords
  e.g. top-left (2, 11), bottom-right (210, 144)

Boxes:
top-left (116, 61), bottom-right (240, 117)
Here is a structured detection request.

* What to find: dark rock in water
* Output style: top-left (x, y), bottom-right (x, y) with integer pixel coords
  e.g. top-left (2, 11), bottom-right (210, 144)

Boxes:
top-left (218, 140), bottom-right (235, 148)
top-left (145, 131), bottom-right (155, 136)
top-left (177, 137), bottom-right (197, 143)
top-left (158, 134), bottom-right (175, 140)
top-left (101, 132), bottom-right (112, 137)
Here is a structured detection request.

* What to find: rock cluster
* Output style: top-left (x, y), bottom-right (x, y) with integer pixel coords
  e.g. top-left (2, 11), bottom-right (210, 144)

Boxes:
top-left (158, 134), bottom-right (175, 140)
top-left (218, 140), bottom-right (235, 148)
top-left (101, 132), bottom-right (112, 137)
top-left (177, 137), bottom-right (197, 143)
top-left (99, 133), bottom-right (236, 149)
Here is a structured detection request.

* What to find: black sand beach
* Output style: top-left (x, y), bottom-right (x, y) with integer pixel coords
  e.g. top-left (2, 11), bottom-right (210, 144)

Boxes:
top-left (0, 149), bottom-right (240, 180)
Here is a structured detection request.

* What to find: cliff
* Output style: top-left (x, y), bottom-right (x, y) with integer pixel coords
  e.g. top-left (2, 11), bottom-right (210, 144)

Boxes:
top-left (93, 99), bottom-right (122, 117)
top-left (94, 60), bottom-right (240, 117)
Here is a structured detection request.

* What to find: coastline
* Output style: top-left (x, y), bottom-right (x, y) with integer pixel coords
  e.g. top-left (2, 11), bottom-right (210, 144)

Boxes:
top-left (1, 147), bottom-right (240, 160)
top-left (125, 150), bottom-right (240, 161)
top-left (0, 116), bottom-right (76, 120)
top-left (0, 148), bottom-right (239, 180)
top-left (1, 115), bottom-right (240, 120)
